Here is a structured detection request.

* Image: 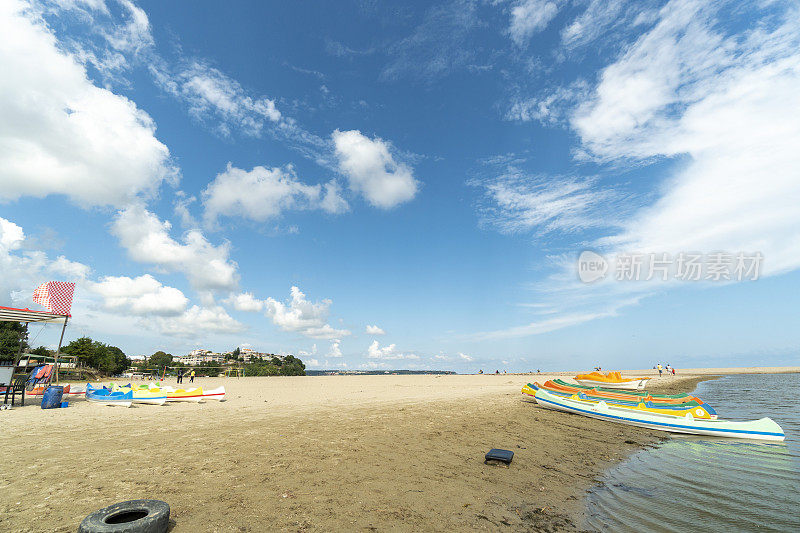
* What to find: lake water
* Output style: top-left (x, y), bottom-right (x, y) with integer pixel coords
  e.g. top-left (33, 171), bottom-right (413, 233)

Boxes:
top-left (584, 373), bottom-right (800, 532)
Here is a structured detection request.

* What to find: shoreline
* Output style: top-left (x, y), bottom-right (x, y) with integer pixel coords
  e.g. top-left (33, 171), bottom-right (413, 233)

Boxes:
top-left (0, 369), bottom-right (794, 531)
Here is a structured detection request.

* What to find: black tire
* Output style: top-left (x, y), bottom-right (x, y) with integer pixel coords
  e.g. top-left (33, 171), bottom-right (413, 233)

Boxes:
top-left (78, 499), bottom-right (170, 533)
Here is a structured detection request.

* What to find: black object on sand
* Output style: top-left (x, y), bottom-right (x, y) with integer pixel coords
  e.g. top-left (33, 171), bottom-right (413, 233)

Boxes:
top-left (78, 499), bottom-right (170, 533)
top-left (485, 448), bottom-right (514, 465)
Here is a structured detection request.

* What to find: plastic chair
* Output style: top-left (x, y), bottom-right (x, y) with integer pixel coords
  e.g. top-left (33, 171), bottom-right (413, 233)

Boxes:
top-left (3, 376), bottom-right (27, 406)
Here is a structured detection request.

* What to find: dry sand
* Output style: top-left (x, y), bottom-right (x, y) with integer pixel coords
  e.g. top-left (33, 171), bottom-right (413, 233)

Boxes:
top-left (1, 367), bottom-right (796, 532)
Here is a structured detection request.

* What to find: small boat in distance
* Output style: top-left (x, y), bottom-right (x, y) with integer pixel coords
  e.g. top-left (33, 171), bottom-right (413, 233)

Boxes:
top-left (529, 385), bottom-right (785, 442)
top-left (574, 371), bottom-right (650, 390)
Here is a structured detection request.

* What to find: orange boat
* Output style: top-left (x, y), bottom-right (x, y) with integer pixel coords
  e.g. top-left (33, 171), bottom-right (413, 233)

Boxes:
top-left (540, 380), bottom-right (703, 405)
top-left (574, 371), bottom-right (650, 390)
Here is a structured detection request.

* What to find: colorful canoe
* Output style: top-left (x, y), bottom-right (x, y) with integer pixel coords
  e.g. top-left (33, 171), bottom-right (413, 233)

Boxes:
top-left (530, 386), bottom-right (784, 441)
top-left (85, 384), bottom-right (132, 407)
top-left (159, 385), bottom-right (225, 401)
top-left (530, 383), bottom-right (705, 409)
top-left (149, 386), bottom-right (204, 403)
top-left (526, 383), bottom-right (717, 419)
top-left (538, 380), bottom-right (704, 405)
top-left (574, 371), bottom-right (650, 390)
top-left (552, 379), bottom-right (692, 399)
top-left (111, 385), bottom-right (166, 405)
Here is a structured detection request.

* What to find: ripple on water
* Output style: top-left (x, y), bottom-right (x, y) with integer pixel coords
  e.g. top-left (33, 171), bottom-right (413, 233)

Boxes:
top-left (584, 374), bottom-right (800, 532)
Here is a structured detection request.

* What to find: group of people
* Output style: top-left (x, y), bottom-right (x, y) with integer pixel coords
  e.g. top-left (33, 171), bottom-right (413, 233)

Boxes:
top-left (656, 363), bottom-right (676, 376)
top-left (176, 370), bottom-right (195, 384)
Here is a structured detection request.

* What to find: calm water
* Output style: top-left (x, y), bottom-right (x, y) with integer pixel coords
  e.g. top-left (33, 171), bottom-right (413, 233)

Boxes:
top-left (584, 373), bottom-right (800, 532)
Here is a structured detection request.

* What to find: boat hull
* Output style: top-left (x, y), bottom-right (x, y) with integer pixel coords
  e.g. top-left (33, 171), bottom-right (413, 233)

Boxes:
top-left (152, 386), bottom-right (204, 402)
top-left (86, 384), bottom-right (133, 407)
top-left (200, 386), bottom-right (225, 401)
top-left (532, 388), bottom-right (784, 441)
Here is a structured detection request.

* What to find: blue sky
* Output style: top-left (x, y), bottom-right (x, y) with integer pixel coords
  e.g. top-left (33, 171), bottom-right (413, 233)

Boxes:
top-left (1, 0), bottom-right (799, 371)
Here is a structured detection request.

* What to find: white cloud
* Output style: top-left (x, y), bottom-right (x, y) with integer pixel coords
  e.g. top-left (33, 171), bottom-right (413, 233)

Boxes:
top-left (153, 305), bottom-right (244, 336)
top-left (49, 256), bottom-right (91, 279)
top-left (0, 0), bottom-right (176, 208)
top-left (508, 0), bottom-right (559, 46)
top-left (458, 352), bottom-right (474, 362)
top-left (103, 0), bottom-right (153, 55)
top-left (365, 324), bottom-right (386, 335)
top-left (380, 0), bottom-right (480, 82)
top-left (560, 0), bottom-right (629, 51)
top-left (202, 163), bottom-right (348, 226)
top-left (264, 286), bottom-right (351, 339)
top-left (505, 81), bottom-right (588, 124)
top-left (332, 129), bottom-right (418, 209)
top-left (575, 0), bottom-right (800, 275)
top-left (152, 60), bottom-right (280, 137)
top-left (475, 171), bottom-right (616, 235)
top-left (299, 344), bottom-right (317, 357)
top-left (326, 339), bottom-right (343, 358)
top-left (366, 340), bottom-right (420, 360)
top-left (111, 204), bottom-right (239, 290)
top-left (305, 358), bottom-right (321, 367)
top-left (0, 218), bottom-right (24, 251)
top-left (479, 1), bottom-right (800, 339)
top-left (89, 274), bottom-right (188, 316)
top-left (225, 292), bottom-right (265, 312)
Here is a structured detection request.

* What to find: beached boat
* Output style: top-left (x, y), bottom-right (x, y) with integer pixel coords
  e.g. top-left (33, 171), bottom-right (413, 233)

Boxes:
top-left (159, 385), bottom-right (225, 401)
top-left (111, 385), bottom-right (167, 405)
top-left (22, 384), bottom-right (86, 397)
top-left (552, 379), bottom-right (692, 399)
top-left (85, 384), bottom-right (132, 407)
top-left (530, 385), bottom-right (784, 441)
top-left (538, 380), bottom-right (705, 406)
top-left (149, 386), bottom-right (204, 402)
top-left (526, 383), bottom-right (717, 419)
top-left (574, 371), bottom-right (650, 390)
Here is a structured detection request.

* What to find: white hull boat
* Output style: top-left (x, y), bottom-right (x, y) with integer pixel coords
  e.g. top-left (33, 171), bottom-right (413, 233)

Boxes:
top-left (574, 378), bottom-right (650, 390)
top-left (532, 387), bottom-right (785, 441)
top-left (199, 386), bottom-right (225, 401)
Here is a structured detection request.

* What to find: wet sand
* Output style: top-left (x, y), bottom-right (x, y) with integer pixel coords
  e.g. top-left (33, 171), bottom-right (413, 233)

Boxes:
top-left (0, 367), bottom-right (795, 532)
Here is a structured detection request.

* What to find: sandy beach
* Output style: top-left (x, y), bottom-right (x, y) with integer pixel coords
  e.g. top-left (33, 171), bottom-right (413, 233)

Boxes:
top-left (1, 367), bottom-right (796, 532)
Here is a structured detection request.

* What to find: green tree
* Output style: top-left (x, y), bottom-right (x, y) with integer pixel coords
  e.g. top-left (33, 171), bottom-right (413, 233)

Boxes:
top-left (232, 347), bottom-right (240, 357)
top-left (0, 322), bottom-right (28, 361)
top-left (280, 355), bottom-right (306, 376)
top-left (62, 337), bottom-right (129, 375)
top-left (30, 346), bottom-right (52, 356)
top-left (149, 350), bottom-right (173, 371)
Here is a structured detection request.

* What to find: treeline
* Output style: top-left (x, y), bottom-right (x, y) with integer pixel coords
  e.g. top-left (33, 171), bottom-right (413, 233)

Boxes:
top-left (0, 323), bottom-right (129, 375)
top-left (243, 355), bottom-right (306, 376)
top-left (61, 337), bottom-right (129, 375)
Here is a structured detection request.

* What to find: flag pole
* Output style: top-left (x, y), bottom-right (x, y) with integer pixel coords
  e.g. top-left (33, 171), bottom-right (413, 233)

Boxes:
top-left (54, 316), bottom-right (68, 385)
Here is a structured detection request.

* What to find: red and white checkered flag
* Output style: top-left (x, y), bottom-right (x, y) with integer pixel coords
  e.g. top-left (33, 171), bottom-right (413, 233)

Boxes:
top-left (32, 281), bottom-right (75, 316)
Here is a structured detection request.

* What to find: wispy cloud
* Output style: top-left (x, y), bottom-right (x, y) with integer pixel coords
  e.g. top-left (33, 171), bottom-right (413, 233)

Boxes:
top-left (479, 0), bottom-right (800, 340)
top-left (381, 0), bottom-right (482, 83)
top-left (506, 0), bottom-right (559, 47)
top-left (151, 60), bottom-right (280, 138)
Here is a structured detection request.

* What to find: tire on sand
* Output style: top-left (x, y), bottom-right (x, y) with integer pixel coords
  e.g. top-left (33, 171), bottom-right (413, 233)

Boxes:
top-left (78, 499), bottom-right (170, 533)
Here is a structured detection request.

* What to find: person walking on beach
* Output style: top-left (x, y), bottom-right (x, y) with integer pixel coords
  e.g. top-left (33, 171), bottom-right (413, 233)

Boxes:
top-left (657, 363), bottom-right (663, 377)
top-left (190, 370), bottom-right (195, 383)
top-left (177, 370), bottom-right (182, 384)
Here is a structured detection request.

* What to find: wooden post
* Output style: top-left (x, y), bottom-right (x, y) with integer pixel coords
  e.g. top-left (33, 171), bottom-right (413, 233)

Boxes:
top-left (54, 317), bottom-right (68, 385)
